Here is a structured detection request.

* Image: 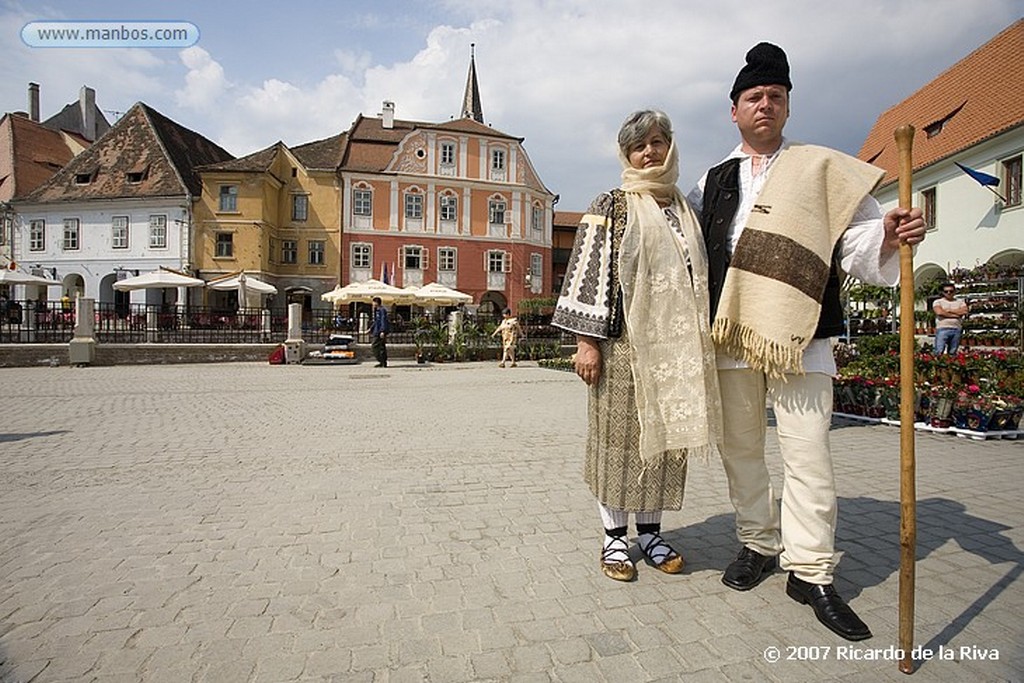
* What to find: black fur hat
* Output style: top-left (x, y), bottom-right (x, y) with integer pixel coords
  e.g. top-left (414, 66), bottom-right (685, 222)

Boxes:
top-left (730, 42), bottom-right (792, 102)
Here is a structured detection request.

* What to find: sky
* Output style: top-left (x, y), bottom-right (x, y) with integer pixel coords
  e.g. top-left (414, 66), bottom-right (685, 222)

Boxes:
top-left (2, 0), bottom-right (1022, 210)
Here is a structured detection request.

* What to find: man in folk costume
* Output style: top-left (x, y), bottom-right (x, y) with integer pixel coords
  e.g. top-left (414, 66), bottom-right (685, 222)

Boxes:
top-left (688, 43), bottom-right (926, 640)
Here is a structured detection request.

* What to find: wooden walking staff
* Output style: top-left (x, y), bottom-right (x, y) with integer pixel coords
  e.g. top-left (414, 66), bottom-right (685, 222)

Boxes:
top-left (895, 124), bottom-right (917, 675)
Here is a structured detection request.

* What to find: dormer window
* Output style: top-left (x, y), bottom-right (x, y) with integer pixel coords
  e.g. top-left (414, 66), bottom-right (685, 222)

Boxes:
top-left (923, 101), bottom-right (966, 139)
top-left (74, 172), bottom-right (93, 185)
top-left (126, 167), bottom-right (148, 184)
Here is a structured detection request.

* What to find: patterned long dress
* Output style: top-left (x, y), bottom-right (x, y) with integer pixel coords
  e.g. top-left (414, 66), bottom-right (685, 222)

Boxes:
top-left (552, 191), bottom-right (688, 511)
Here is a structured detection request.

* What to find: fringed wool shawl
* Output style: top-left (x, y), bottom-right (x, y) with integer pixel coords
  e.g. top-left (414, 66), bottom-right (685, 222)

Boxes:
top-left (711, 144), bottom-right (883, 377)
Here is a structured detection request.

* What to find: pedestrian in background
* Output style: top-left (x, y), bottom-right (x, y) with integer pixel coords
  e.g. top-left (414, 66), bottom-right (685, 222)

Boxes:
top-left (933, 282), bottom-right (968, 354)
top-left (492, 308), bottom-right (523, 367)
top-left (370, 296), bottom-right (389, 367)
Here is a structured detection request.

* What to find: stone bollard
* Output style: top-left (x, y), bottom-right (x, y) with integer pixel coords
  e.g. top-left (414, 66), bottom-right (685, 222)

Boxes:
top-left (283, 302), bottom-right (305, 364)
top-left (68, 297), bottom-right (96, 366)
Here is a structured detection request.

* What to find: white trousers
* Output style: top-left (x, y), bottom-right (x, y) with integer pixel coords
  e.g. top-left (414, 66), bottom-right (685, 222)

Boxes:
top-left (718, 368), bottom-right (837, 584)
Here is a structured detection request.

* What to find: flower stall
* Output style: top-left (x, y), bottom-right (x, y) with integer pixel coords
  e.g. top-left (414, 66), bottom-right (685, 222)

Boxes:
top-left (833, 337), bottom-right (1023, 438)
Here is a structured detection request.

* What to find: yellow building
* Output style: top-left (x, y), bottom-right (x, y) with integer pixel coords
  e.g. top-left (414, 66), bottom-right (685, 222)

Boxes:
top-left (193, 137), bottom-right (344, 310)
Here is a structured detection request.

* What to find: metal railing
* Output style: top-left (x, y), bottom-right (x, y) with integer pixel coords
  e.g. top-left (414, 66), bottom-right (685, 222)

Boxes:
top-left (1, 299), bottom-right (577, 347)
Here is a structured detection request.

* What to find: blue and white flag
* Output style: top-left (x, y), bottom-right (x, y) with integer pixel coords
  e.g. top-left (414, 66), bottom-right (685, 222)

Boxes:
top-left (954, 162), bottom-right (1000, 187)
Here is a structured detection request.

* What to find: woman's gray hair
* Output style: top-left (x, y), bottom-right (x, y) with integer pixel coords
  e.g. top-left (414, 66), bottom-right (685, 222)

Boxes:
top-left (617, 110), bottom-right (673, 156)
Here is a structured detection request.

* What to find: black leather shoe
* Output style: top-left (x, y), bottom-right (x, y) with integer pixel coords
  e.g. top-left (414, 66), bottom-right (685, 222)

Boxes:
top-left (786, 573), bottom-right (872, 641)
top-left (722, 546), bottom-right (777, 591)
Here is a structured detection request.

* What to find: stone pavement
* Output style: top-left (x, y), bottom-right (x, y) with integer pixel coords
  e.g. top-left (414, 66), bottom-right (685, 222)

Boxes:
top-left (0, 360), bottom-right (1021, 683)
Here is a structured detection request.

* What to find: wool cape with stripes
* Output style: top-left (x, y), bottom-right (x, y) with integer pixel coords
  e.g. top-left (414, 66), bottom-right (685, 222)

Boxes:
top-left (711, 143), bottom-right (884, 377)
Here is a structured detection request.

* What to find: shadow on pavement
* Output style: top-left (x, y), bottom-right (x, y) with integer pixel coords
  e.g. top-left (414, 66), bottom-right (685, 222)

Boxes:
top-left (0, 430), bottom-right (69, 443)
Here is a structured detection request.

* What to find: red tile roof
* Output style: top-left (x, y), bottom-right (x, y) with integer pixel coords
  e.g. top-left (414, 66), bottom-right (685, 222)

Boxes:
top-left (0, 113), bottom-right (84, 201)
top-left (553, 210), bottom-right (585, 227)
top-left (859, 19), bottom-right (1024, 187)
top-left (22, 102), bottom-right (232, 202)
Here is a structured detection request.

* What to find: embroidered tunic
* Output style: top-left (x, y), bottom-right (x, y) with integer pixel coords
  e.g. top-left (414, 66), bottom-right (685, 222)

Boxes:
top-left (553, 191), bottom-right (689, 511)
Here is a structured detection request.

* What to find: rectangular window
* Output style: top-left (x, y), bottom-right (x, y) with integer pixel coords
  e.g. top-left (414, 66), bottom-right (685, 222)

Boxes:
top-left (219, 185), bottom-right (238, 212)
top-left (281, 239), bottom-right (297, 264)
top-left (308, 240), bottom-right (325, 265)
top-left (29, 219), bottom-right (45, 251)
top-left (112, 216), bottom-right (129, 249)
top-left (352, 243), bottom-right (371, 269)
top-left (62, 218), bottom-right (80, 251)
top-left (404, 245), bottom-right (423, 270)
top-left (531, 253), bottom-right (543, 277)
top-left (292, 194), bottom-right (308, 222)
top-left (438, 247), bottom-right (457, 272)
top-left (532, 205), bottom-right (543, 232)
top-left (1003, 155), bottom-right (1022, 207)
top-left (491, 148), bottom-right (505, 171)
top-left (922, 187), bottom-right (937, 230)
top-left (441, 142), bottom-right (455, 166)
top-left (489, 200), bottom-right (506, 225)
top-left (440, 195), bottom-right (457, 222)
top-left (216, 232), bottom-right (233, 258)
top-left (149, 215), bottom-right (167, 248)
top-left (353, 189), bottom-right (372, 216)
top-left (405, 193), bottom-right (423, 219)
top-left (487, 250), bottom-right (507, 273)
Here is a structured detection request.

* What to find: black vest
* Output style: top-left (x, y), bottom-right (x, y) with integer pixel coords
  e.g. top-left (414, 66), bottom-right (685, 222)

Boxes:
top-left (700, 158), bottom-right (845, 339)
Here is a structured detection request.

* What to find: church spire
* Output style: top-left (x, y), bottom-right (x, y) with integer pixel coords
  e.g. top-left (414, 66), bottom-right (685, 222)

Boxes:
top-left (460, 43), bottom-right (484, 123)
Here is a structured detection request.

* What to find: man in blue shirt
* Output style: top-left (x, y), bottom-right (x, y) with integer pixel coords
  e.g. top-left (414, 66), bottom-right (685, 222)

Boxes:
top-left (370, 296), bottom-right (389, 367)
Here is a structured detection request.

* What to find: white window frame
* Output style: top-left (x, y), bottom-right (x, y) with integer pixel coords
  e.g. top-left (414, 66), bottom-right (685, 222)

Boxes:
top-left (488, 200), bottom-right (506, 225)
top-left (352, 243), bottom-right (372, 269)
top-left (531, 253), bottom-right (543, 278)
top-left (404, 192), bottom-right (424, 219)
top-left (486, 250), bottom-right (509, 273)
top-left (353, 188), bottom-right (372, 217)
top-left (440, 141), bottom-right (456, 166)
top-left (403, 245), bottom-right (425, 271)
top-left (438, 247), bottom-right (457, 272)
top-left (29, 219), bottom-right (45, 252)
top-left (62, 218), bottom-right (80, 251)
top-left (531, 204), bottom-right (543, 232)
top-left (112, 216), bottom-right (129, 249)
top-left (149, 215), bottom-right (167, 248)
top-left (491, 148), bottom-right (506, 171)
top-left (440, 194), bottom-right (457, 222)
top-left (308, 240), bottom-right (325, 266)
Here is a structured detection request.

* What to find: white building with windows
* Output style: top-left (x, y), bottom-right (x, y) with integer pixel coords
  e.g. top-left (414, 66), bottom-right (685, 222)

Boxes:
top-left (13, 102), bottom-right (232, 307)
top-left (860, 20), bottom-right (1023, 282)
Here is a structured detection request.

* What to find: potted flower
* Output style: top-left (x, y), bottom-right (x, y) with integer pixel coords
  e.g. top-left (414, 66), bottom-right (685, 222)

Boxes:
top-left (928, 384), bottom-right (958, 428)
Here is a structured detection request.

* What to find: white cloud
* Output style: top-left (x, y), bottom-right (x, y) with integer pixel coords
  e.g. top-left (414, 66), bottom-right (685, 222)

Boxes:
top-left (175, 46), bottom-right (229, 111)
top-left (2, 0), bottom-right (1020, 208)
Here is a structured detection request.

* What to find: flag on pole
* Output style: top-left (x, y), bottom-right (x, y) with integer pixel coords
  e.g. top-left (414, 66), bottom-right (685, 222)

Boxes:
top-left (954, 162), bottom-right (1007, 202)
top-left (954, 162), bottom-right (1000, 187)
top-left (380, 262), bottom-right (387, 283)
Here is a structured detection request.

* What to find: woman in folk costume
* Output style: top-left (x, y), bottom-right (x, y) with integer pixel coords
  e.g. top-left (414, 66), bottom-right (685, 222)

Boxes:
top-left (553, 110), bottom-right (723, 581)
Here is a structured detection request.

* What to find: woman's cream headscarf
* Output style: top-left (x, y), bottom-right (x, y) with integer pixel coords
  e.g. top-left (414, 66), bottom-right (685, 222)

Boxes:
top-left (617, 138), bottom-right (723, 466)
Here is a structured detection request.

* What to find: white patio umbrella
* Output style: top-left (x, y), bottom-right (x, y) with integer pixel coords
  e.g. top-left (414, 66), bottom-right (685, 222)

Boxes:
top-left (113, 269), bottom-right (205, 291)
top-left (321, 279), bottom-right (409, 305)
top-left (207, 272), bottom-right (277, 307)
top-left (410, 282), bottom-right (473, 306)
top-left (0, 270), bottom-right (62, 286)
